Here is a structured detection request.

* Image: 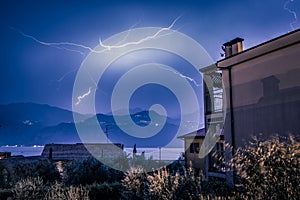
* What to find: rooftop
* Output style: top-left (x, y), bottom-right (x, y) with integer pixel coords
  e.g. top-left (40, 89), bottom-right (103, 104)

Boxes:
top-left (177, 128), bottom-right (206, 139)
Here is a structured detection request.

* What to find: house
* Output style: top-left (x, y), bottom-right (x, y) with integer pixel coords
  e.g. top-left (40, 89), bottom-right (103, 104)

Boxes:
top-left (0, 152), bottom-right (11, 159)
top-left (181, 29), bottom-right (300, 184)
top-left (217, 29), bottom-right (300, 150)
top-left (178, 49), bottom-right (226, 179)
top-left (41, 143), bottom-right (124, 161)
top-left (178, 129), bottom-right (224, 178)
top-left (178, 129), bottom-right (206, 172)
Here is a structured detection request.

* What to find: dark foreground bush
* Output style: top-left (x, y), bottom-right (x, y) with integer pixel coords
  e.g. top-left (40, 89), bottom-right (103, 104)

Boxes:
top-left (1, 136), bottom-right (298, 199)
top-left (0, 188), bottom-right (13, 199)
top-left (13, 160), bottom-right (60, 183)
top-left (12, 177), bottom-right (89, 200)
top-left (10, 178), bottom-right (123, 200)
top-left (63, 158), bottom-right (124, 186)
top-left (202, 177), bottom-right (233, 197)
top-left (232, 136), bottom-right (300, 199)
top-left (122, 167), bottom-right (230, 200)
top-left (86, 182), bottom-right (122, 200)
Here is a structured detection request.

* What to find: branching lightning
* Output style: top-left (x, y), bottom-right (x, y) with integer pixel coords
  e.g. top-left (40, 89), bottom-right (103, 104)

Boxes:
top-left (11, 17), bottom-right (183, 106)
top-left (11, 16), bottom-right (181, 55)
top-left (50, 69), bottom-right (77, 90)
top-left (75, 87), bottom-right (92, 105)
top-left (99, 19), bottom-right (142, 47)
top-left (159, 66), bottom-right (201, 87)
top-left (56, 69), bottom-right (77, 82)
top-left (10, 27), bottom-right (88, 55)
top-left (284, 0), bottom-right (298, 31)
top-left (98, 16), bottom-right (181, 50)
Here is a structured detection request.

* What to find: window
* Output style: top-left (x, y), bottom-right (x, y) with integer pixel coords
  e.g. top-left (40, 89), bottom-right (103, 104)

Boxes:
top-left (203, 69), bottom-right (223, 114)
top-left (190, 142), bottom-right (200, 154)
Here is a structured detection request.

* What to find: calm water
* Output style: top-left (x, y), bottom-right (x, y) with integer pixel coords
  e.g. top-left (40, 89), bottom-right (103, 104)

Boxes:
top-left (0, 146), bottom-right (44, 157)
top-left (124, 147), bottom-right (184, 160)
top-left (0, 146), bottom-right (184, 160)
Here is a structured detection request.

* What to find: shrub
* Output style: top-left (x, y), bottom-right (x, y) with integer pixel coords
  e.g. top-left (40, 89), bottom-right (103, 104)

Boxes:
top-left (173, 167), bottom-right (204, 200)
top-left (0, 188), bottom-right (13, 199)
top-left (13, 160), bottom-right (60, 183)
top-left (201, 177), bottom-right (233, 197)
top-left (63, 158), bottom-right (123, 186)
top-left (86, 182), bottom-right (122, 200)
top-left (45, 182), bottom-right (89, 200)
top-left (232, 136), bottom-right (300, 199)
top-left (63, 158), bottom-right (105, 185)
top-left (122, 167), bottom-right (222, 200)
top-left (122, 167), bottom-right (148, 200)
top-left (146, 168), bottom-right (179, 200)
top-left (13, 177), bottom-right (89, 200)
top-left (0, 162), bottom-right (10, 188)
top-left (13, 176), bottom-right (46, 199)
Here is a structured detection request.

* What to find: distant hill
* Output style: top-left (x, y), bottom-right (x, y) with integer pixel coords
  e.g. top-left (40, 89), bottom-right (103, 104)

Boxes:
top-left (0, 103), bottom-right (88, 145)
top-left (0, 102), bottom-right (88, 127)
top-left (0, 102), bottom-right (199, 147)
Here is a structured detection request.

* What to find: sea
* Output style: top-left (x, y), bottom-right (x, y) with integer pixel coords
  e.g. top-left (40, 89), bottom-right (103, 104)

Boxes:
top-left (0, 146), bottom-right (184, 161)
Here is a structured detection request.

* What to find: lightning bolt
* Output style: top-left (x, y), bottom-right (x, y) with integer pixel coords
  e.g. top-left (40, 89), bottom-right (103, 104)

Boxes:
top-left (52, 69), bottom-right (77, 83)
top-left (99, 19), bottom-right (142, 47)
top-left (11, 17), bottom-right (183, 106)
top-left (56, 69), bottom-right (77, 82)
top-left (50, 68), bottom-right (77, 90)
top-left (284, 0), bottom-right (298, 31)
top-left (158, 66), bottom-right (201, 87)
top-left (11, 16), bottom-right (181, 55)
top-left (75, 87), bottom-right (92, 106)
top-left (10, 27), bottom-right (88, 55)
top-left (98, 16), bottom-right (181, 50)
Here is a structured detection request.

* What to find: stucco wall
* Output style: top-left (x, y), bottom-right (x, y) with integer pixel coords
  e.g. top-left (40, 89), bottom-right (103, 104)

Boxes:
top-left (221, 35), bottom-right (300, 148)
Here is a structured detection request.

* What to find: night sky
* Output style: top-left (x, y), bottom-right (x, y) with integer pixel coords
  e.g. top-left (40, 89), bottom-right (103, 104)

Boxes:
top-left (1, 0), bottom-right (299, 112)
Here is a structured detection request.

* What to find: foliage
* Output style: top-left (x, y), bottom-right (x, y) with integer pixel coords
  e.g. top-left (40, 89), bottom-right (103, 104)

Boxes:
top-left (0, 188), bottom-right (13, 199)
top-left (172, 167), bottom-right (204, 200)
top-left (1, 136), bottom-right (299, 199)
top-left (201, 177), bottom-right (232, 197)
top-left (131, 155), bottom-right (164, 172)
top-left (122, 167), bottom-right (227, 200)
top-left (12, 177), bottom-right (89, 200)
top-left (0, 162), bottom-right (9, 188)
top-left (146, 168), bottom-right (179, 200)
top-left (45, 182), bottom-right (89, 200)
top-left (63, 158), bottom-right (124, 186)
top-left (123, 136), bottom-right (300, 199)
top-left (85, 182), bottom-right (122, 200)
top-left (13, 176), bottom-right (46, 199)
top-left (106, 153), bottom-right (131, 172)
top-left (232, 135), bottom-right (300, 199)
top-left (166, 160), bottom-right (185, 175)
top-left (122, 167), bottom-right (148, 200)
top-left (13, 160), bottom-right (60, 183)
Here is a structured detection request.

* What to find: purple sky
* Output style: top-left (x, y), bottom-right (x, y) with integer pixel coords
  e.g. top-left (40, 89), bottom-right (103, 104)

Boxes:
top-left (0, 0), bottom-right (299, 112)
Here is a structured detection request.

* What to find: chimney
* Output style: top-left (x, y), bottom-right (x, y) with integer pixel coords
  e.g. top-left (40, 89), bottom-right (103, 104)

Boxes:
top-left (222, 41), bottom-right (232, 58)
top-left (222, 37), bottom-right (244, 58)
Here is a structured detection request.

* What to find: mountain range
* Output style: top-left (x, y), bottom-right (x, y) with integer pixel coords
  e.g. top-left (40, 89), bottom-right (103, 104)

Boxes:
top-left (0, 103), bottom-right (198, 147)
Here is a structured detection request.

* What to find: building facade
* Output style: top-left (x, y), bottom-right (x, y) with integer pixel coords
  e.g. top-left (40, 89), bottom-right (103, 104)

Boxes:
top-left (218, 29), bottom-right (300, 149)
top-left (181, 29), bottom-right (300, 184)
top-left (41, 143), bottom-right (124, 160)
top-left (178, 129), bottom-right (206, 173)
